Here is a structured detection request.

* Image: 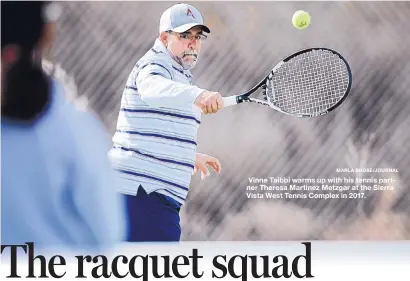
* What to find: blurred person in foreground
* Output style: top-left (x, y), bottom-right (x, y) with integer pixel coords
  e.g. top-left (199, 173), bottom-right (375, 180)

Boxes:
top-left (1, 1), bottom-right (126, 251)
top-left (109, 3), bottom-right (224, 242)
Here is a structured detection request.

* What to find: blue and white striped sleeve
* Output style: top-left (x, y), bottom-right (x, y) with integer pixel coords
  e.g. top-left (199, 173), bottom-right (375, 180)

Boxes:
top-left (136, 60), bottom-right (205, 108)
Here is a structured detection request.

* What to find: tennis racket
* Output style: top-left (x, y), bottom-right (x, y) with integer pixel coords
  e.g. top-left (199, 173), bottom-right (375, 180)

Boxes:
top-left (223, 47), bottom-right (352, 118)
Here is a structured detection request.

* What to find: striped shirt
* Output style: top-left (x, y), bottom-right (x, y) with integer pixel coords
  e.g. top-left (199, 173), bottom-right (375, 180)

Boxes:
top-left (109, 39), bottom-right (205, 205)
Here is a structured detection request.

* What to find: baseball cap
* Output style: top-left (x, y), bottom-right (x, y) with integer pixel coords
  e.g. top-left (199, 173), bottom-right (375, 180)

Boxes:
top-left (159, 3), bottom-right (211, 34)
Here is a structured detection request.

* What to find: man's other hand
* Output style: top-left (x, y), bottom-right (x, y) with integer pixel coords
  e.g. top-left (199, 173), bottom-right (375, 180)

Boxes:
top-left (192, 153), bottom-right (222, 180)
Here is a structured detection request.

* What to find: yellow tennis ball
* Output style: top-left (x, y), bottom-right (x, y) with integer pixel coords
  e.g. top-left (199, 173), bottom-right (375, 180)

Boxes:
top-left (292, 10), bottom-right (311, 30)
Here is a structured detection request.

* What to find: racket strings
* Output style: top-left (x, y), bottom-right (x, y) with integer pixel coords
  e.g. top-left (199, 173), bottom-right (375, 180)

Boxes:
top-left (265, 50), bottom-right (350, 115)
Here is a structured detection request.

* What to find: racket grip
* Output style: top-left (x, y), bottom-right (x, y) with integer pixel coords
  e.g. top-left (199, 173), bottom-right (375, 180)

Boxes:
top-left (223, 95), bottom-right (239, 107)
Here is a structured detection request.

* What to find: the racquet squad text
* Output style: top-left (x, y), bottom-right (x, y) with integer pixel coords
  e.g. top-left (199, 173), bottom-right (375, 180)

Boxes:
top-left (246, 176), bottom-right (396, 200)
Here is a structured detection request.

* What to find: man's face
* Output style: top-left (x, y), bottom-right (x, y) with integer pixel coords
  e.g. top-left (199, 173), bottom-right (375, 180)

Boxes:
top-left (165, 26), bottom-right (207, 70)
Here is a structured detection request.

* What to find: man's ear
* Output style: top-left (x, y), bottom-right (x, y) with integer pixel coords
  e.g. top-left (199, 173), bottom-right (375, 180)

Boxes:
top-left (159, 32), bottom-right (169, 46)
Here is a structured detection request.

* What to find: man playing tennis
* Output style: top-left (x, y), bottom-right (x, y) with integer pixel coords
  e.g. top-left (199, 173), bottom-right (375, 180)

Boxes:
top-left (109, 3), bottom-right (223, 242)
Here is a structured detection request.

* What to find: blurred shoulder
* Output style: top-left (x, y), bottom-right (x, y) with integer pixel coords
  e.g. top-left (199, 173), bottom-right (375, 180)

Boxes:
top-left (42, 60), bottom-right (89, 110)
top-left (43, 60), bottom-right (111, 151)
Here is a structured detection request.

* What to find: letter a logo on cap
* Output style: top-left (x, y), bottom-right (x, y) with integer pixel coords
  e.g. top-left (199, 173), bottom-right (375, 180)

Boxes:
top-left (187, 8), bottom-right (195, 19)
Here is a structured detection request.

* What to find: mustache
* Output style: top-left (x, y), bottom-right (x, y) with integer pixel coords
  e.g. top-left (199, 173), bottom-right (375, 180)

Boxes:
top-left (183, 51), bottom-right (198, 58)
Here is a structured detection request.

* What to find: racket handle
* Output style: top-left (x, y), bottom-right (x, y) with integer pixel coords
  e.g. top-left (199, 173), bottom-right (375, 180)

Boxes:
top-left (223, 95), bottom-right (239, 108)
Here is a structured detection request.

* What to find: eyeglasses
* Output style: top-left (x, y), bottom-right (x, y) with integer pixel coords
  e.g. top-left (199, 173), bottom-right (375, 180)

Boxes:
top-left (168, 31), bottom-right (208, 42)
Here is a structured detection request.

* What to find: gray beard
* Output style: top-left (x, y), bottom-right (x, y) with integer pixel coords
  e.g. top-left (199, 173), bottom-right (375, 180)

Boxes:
top-left (167, 49), bottom-right (198, 70)
top-left (180, 56), bottom-right (198, 70)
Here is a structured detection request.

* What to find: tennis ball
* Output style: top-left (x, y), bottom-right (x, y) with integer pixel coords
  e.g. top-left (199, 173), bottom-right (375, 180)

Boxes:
top-left (292, 10), bottom-right (311, 30)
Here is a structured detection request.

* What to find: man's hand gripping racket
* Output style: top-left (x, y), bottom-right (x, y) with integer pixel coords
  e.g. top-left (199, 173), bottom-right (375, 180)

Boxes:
top-left (223, 48), bottom-right (353, 117)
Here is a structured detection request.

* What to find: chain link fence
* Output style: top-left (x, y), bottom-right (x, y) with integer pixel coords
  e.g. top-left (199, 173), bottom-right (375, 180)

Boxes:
top-left (52, 1), bottom-right (410, 241)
